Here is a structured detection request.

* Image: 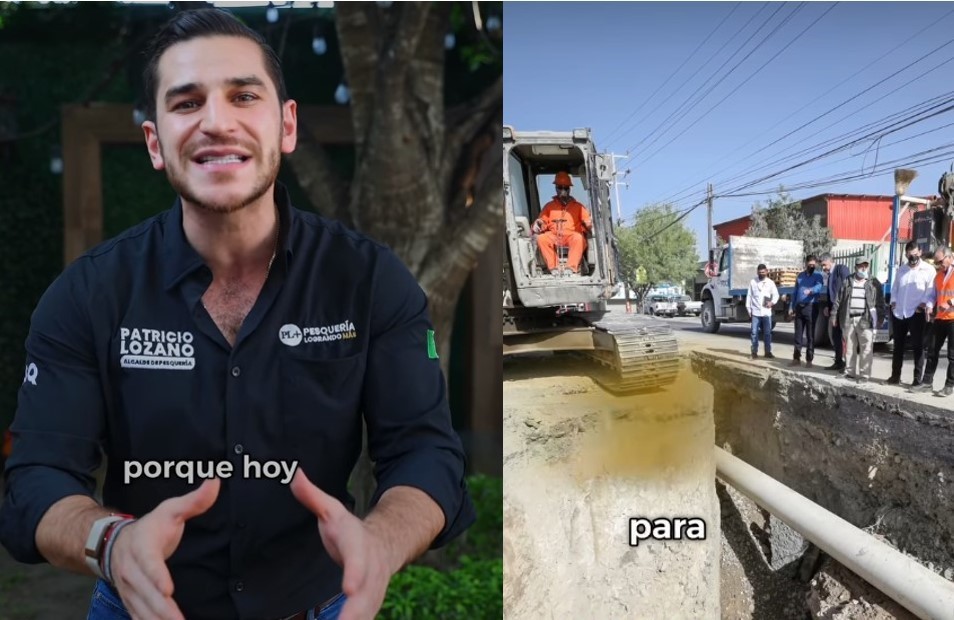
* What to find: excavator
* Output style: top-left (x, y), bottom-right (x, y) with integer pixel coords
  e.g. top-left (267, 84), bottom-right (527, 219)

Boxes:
top-left (502, 126), bottom-right (680, 392)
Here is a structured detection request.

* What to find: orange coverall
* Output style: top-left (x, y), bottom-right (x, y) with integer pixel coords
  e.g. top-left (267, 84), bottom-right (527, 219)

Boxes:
top-left (535, 198), bottom-right (592, 272)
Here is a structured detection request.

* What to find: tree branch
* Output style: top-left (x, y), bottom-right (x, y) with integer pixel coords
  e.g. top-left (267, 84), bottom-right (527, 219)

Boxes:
top-left (420, 143), bottom-right (503, 295)
top-left (441, 75), bottom-right (502, 186)
top-left (335, 3), bottom-right (382, 149)
top-left (381, 2), bottom-right (432, 89)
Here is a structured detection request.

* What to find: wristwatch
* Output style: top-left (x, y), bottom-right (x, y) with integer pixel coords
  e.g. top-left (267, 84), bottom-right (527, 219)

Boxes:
top-left (84, 515), bottom-right (130, 580)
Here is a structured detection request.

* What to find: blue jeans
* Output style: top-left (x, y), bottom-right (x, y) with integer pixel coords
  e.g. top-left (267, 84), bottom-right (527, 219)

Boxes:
top-left (750, 315), bottom-right (772, 355)
top-left (87, 578), bottom-right (347, 619)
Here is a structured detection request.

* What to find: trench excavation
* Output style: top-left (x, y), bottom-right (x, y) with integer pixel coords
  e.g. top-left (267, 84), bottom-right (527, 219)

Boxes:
top-left (503, 350), bottom-right (954, 619)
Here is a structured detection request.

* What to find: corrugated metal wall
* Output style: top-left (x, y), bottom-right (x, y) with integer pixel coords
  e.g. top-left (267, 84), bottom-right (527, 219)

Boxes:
top-left (827, 196), bottom-right (910, 241)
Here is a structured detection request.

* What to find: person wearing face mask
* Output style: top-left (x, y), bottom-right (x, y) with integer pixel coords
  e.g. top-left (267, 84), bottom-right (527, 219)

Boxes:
top-left (533, 171), bottom-right (593, 275)
top-left (747, 264), bottom-right (780, 360)
top-left (832, 257), bottom-right (883, 383)
top-left (788, 255), bottom-right (825, 367)
top-left (887, 241), bottom-right (937, 386)
top-left (912, 246), bottom-right (954, 395)
top-left (820, 253), bottom-right (851, 371)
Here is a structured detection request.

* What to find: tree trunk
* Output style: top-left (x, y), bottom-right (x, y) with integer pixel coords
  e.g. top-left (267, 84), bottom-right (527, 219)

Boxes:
top-left (287, 2), bottom-right (502, 516)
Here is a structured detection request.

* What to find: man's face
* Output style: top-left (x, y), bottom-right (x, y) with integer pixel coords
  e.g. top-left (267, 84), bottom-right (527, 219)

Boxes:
top-left (142, 36), bottom-right (297, 213)
top-left (907, 247), bottom-right (921, 262)
top-left (856, 262), bottom-right (869, 275)
top-left (556, 185), bottom-right (570, 201)
top-left (936, 251), bottom-right (953, 270)
top-left (757, 268), bottom-right (768, 279)
top-left (821, 259), bottom-right (832, 273)
top-left (806, 260), bottom-right (817, 272)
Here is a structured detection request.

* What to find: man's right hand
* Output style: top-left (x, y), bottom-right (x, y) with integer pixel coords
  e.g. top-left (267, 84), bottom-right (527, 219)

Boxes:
top-left (109, 479), bottom-right (221, 620)
top-left (823, 307), bottom-right (830, 317)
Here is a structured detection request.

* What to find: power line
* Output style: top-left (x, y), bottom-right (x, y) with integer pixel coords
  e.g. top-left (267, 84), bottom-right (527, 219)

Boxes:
top-left (697, 90), bottom-right (954, 203)
top-left (650, 7), bottom-right (954, 206)
top-left (620, 3), bottom-right (797, 163)
top-left (631, 2), bottom-right (837, 170)
top-left (652, 25), bottom-right (954, 207)
top-left (602, 2), bottom-right (742, 148)
top-left (606, 3), bottom-right (773, 153)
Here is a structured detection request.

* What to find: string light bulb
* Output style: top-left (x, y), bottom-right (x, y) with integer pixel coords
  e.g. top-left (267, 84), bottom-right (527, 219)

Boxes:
top-left (486, 15), bottom-right (501, 34)
top-left (334, 82), bottom-right (350, 105)
top-left (266, 3), bottom-right (279, 23)
top-left (50, 145), bottom-right (63, 175)
top-left (311, 22), bottom-right (327, 55)
top-left (312, 35), bottom-right (327, 55)
top-left (444, 33), bottom-right (456, 50)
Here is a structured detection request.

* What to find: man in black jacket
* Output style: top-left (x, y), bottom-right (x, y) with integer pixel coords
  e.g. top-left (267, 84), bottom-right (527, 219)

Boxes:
top-left (821, 253), bottom-right (851, 371)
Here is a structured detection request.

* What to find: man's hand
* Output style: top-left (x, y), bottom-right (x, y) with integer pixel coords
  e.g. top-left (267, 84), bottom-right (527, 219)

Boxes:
top-left (531, 219), bottom-right (545, 234)
top-left (291, 470), bottom-right (400, 620)
top-left (788, 310), bottom-right (794, 319)
top-left (109, 479), bottom-right (220, 620)
top-left (824, 307), bottom-right (830, 317)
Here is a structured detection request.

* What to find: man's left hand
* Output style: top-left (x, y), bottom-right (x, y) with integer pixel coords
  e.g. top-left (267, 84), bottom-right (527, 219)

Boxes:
top-left (291, 470), bottom-right (400, 620)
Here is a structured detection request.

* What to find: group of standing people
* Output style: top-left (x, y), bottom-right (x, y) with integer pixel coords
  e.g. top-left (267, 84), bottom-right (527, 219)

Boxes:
top-left (746, 242), bottom-right (954, 395)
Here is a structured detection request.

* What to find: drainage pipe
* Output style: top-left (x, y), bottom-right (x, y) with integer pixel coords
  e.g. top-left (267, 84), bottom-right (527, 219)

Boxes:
top-left (716, 447), bottom-right (954, 620)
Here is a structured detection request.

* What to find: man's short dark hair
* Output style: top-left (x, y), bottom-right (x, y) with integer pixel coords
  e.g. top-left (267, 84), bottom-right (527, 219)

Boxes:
top-left (757, 263), bottom-right (767, 271)
top-left (142, 9), bottom-right (288, 122)
top-left (904, 240), bottom-right (918, 252)
top-left (806, 254), bottom-right (817, 263)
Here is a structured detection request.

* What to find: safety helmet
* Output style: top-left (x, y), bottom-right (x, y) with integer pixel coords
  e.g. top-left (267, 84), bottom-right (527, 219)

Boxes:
top-left (554, 171), bottom-right (573, 187)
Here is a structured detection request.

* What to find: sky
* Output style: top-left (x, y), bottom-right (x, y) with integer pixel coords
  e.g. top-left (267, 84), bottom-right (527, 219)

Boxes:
top-left (504, 2), bottom-right (954, 257)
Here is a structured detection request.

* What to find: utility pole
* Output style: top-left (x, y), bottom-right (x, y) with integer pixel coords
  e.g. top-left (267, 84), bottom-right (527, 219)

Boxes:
top-left (610, 154), bottom-right (629, 222)
top-left (706, 183), bottom-right (714, 258)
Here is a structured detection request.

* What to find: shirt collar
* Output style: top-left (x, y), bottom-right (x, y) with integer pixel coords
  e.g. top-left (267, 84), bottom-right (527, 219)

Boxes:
top-left (161, 182), bottom-right (297, 291)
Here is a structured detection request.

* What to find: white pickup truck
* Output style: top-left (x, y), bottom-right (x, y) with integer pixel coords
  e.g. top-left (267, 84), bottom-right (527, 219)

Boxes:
top-left (645, 295), bottom-right (678, 317)
top-left (676, 295), bottom-right (703, 317)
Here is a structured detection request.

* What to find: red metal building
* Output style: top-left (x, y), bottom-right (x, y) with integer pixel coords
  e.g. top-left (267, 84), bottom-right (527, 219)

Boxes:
top-left (713, 194), bottom-right (917, 242)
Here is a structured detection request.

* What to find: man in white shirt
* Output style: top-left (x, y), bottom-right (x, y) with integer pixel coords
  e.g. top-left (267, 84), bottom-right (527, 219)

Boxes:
top-left (888, 241), bottom-right (936, 386)
top-left (747, 264), bottom-right (780, 360)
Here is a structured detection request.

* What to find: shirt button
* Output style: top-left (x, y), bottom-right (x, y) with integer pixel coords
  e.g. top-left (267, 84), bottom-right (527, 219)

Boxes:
top-left (234, 444), bottom-right (244, 455)
top-left (231, 366), bottom-right (241, 377)
top-left (235, 581), bottom-right (244, 592)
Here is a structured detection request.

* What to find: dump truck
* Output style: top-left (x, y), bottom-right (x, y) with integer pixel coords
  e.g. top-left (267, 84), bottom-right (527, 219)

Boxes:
top-left (502, 126), bottom-right (680, 392)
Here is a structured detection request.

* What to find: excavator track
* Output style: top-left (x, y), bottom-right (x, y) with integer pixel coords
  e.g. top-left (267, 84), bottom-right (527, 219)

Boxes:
top-left (583, 316), bottom-right (681, 393)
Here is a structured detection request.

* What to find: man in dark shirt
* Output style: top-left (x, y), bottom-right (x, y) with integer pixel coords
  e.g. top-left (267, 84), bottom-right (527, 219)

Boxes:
top-left (787, 254), bottom-right (825, 368)
top-left (0, 9), bottom-right (474, 620)
top-left (821, 253), bottom-right (851, 371)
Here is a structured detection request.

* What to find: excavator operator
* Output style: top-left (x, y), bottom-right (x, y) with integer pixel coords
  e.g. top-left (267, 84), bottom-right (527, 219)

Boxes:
top-left (533, 171), bottom-right (593, 275)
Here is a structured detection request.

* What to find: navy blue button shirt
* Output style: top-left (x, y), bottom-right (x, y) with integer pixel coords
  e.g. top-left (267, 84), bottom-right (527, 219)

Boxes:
top-left (0, 184), bottom-right (475, 619)
top-left (789, 270), bottom-right (825, 310)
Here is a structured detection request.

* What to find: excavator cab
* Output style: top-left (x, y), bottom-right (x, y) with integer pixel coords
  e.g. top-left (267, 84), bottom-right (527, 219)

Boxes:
top-left (503, 126), bottom-right (680, 393)
top-left (503, 126), bottom-right (618, 308)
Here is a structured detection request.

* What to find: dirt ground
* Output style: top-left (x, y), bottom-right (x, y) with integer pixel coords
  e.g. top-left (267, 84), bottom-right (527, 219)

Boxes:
top-left (503, 355), bottom-right (720, 618)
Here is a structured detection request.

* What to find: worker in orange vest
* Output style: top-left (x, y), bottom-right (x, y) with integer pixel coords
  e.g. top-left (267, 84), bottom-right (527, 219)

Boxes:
top-left (916, 246), bottom-right (954, 395)
top-left (533, 171), bottom-right (593, 275)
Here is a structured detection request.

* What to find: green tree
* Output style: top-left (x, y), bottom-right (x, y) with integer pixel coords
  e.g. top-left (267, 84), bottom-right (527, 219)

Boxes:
top-left (747, 186), bottom-right (834, 257)
top-left (618, 203), bottom-right (699, 303)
